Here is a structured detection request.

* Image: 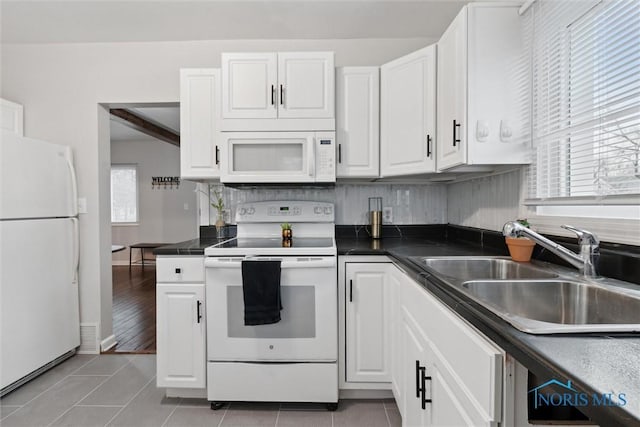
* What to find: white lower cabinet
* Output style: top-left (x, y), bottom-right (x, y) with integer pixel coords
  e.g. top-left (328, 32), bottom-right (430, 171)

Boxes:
top-left (156, 257), bottom-right (206, 390)
top-left (391, 265), bottom-right (504, 426)
top-left (345, 262), bottom-right (392, 383)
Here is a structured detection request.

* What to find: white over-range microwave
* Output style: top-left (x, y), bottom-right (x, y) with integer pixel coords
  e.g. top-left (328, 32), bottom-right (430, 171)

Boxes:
top-left (220, 131), bottom-right (336, 184)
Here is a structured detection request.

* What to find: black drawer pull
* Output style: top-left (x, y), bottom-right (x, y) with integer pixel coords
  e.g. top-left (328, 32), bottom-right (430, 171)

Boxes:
top-left (215, 145), bottom-right (220, 165)
top-left (280, 85), bottom-right (284, 106)
top-left (338, 144), bottom-right (342, 163)
top-left (175, 268), bottom-right (181, 274)
top-left (426, 135), bottom-right (432, 157)
top-left (421, 373), bottom-right (432, 409)
top-left (196, 300), bottom-right (202, 323)
top-left (349, 279), bottom-right (353, 302)
top-left (271, 85), bottom-right (275, 105)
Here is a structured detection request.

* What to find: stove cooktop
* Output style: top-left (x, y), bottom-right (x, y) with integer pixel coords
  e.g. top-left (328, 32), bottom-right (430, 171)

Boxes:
top-left (205, 237), bottom-right (337, 256)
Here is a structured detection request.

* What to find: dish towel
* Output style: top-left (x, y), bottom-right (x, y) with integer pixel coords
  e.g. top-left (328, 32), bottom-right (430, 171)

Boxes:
top-left (241, 260), bottom-right (283, 325)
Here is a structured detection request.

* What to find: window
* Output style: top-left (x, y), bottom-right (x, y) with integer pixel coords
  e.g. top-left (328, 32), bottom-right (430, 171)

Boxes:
top-left (111, 164), bottom-right (138, 223)
top-left (525, 0), bottom-right (640, 217)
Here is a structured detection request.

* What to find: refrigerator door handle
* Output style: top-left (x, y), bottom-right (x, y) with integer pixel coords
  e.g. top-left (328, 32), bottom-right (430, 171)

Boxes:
top-left (65, 148), bottom-right (79, 216)
top-left (71, 217), bottom-right (79, 284)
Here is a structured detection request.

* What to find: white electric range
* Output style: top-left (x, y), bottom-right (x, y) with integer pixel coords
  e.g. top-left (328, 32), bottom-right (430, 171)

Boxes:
top-left (204, 201), bottom-right (338, 410)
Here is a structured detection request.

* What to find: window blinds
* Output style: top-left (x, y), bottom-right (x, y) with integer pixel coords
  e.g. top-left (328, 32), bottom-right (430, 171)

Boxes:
top-left (525, 0), bottom-right (640, 205)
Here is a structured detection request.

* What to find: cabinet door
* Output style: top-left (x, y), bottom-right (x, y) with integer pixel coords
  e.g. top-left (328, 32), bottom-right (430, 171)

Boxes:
top-left (336, 67), bottom-right (380, 178)
top-left (277, 52), bottom-right (334, 119)
top-left (157, 283), bottom-right (206, 388)
top-left (389, 267), bottom-right (404, 412)
top-left (437, 7), bottom-right (468, 171)
top-left (345, 263), bottom-right (391, 383)
top-left (222, 53), bottom-right (277, 119)
top-left (380, 45), bottom-right (436, 177)
top-left (180, 69), bottom-right (221, 179)
top-left (401, 308), bottom-right (429, 427)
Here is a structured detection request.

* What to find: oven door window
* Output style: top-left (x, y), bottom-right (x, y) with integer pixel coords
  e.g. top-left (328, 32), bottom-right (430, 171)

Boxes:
top-left (226, 285), bottom-right (315, 338)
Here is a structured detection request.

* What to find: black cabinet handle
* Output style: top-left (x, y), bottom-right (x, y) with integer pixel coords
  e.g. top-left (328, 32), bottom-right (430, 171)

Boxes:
top-left (197, 301), bottom-right (202, 323)
top-left (215, 145), bottom-right (220, 165)
top-left (415, 360), bottom-right (421, 398)
top-left (280, 85), bottom-right (284, 106)
top-left (175, 268), bottom-right (181, 274)
top-left (421, 373), bottom-right (432, 409)
top-left (271, 85), bottom-right (275, 106)
top-left (453, 119), bottom-right (461, 147)
top-left (338, 144), bottom-right (342, 164)
top-left (426, 135), bottom-right (432, 157)
top-left (349, 279), bottom-right (353, 302)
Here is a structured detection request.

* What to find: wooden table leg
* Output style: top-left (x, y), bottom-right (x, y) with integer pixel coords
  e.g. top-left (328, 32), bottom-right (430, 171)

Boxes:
top-left (129, 247), bottom-right (132, 272)
top-left (141, 247), bottom-right (145, 269)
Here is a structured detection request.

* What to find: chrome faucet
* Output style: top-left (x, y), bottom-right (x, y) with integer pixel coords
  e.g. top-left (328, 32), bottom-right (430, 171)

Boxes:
top-left (502, 222), bottom-right (600, 277)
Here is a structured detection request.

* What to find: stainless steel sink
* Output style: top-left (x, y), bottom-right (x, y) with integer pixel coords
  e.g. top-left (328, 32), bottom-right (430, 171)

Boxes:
top-left (410, 256), bottom-right (558, 281)
top-left (462, 280), bottom-right (640, 333)
top-left (411, 256), bottom-right (640, 334)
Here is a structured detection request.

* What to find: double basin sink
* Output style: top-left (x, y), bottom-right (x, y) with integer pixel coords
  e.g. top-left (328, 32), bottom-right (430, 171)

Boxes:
top-left (408, 257), bottom-right (640, 334)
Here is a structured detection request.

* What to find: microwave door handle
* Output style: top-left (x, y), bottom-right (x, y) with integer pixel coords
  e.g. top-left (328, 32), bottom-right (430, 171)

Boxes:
top-left (308, 137), bottom-right (315, 178)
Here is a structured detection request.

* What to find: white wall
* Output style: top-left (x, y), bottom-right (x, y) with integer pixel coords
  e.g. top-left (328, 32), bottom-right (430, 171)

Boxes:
top-left (111, 139), bottom-right (197, 265)
top-left (1, 37), bottom-right (435, 348)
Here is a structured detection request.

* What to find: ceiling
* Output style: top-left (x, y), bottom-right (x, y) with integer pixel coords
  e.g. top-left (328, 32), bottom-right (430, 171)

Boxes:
top-left (1, 0), bottom-right (476, 44)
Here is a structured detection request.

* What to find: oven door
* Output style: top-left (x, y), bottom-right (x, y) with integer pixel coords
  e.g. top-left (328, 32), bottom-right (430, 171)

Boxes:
top-left (220, 132), bottom-right (315, 183)
top-left (205, 256), bottom-right (337, 362)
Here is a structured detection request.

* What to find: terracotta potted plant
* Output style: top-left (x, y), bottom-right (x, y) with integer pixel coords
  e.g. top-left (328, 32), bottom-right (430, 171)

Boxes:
top-left (505, 219), bottom-right (536, 262)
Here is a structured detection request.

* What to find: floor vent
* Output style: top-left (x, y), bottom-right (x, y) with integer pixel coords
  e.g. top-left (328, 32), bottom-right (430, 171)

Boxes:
top-left (79, 323), bottom-right (99, 354)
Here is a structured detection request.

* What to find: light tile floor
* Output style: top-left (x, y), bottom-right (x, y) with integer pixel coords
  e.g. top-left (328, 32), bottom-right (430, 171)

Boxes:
top-left (0, 355), bottom-right (401, 427)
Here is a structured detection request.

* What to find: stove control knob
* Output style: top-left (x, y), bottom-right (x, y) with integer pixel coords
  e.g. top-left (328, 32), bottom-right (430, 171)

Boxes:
top-left (324, 206), bottom-right (332, 215)
top-left (314, 206), bottom-right (322, 214)
top-left (293, 207), bottom-right (301, 215)
top-left (248, 207), bottom-right (255, 215)
top-left (239, 208), bottom-right (247, 216)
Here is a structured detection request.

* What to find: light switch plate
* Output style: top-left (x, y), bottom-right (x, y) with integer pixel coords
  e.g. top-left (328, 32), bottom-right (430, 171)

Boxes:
top-left (383, 207), bottom-right (393, 224)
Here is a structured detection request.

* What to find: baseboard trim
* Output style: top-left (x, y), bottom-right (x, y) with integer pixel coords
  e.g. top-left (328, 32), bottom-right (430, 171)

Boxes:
top-left (100, 334), bottom-right (117, 352)
top-left (112, 261), bottom-right (130, 266)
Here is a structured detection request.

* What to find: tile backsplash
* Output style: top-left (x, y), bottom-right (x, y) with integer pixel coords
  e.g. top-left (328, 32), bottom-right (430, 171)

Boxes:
top-left (205, 183), bottom-right (447, 225)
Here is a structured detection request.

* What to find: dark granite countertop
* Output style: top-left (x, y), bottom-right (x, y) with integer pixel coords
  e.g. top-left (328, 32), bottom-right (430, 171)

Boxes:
top-left (340, 236), bottom-right (640, 427)
top-left (153, 238), bottom-right (221, 255)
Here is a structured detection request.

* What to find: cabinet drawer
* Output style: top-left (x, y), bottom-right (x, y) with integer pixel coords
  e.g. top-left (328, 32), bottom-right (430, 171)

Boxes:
top-left (157, 256), bottom-right (204, 283)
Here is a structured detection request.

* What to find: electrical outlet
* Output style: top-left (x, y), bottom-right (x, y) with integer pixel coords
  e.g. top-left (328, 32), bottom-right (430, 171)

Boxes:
top-left (383, 207), bottom-right (393, 224)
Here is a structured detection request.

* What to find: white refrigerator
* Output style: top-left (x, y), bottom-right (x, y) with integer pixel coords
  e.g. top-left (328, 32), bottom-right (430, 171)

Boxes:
top-left (0, 130), bottom-right (80, 393)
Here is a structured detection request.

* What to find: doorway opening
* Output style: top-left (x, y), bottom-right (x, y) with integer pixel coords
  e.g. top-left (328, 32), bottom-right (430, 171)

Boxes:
top-left (107, 103), bottom-right (197, 353)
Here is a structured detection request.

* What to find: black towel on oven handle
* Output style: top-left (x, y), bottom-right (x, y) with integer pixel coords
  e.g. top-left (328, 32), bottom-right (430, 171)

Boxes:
top-left (241, 260), bottom-right (282, 325)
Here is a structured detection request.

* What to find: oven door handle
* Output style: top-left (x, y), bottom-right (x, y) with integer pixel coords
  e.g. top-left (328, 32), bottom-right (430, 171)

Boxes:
top-left (205, 257), bottom-right (336, 269)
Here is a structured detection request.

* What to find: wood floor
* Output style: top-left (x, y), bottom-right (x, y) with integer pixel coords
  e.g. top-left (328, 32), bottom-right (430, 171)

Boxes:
top-left (106, 265), bottom-right (156, 354)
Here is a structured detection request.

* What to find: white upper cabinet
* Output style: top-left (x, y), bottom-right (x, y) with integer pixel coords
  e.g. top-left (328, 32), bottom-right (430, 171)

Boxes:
top-left (437, 4), bottom-right (529, 171)
top-left (336, 67), bottom-right (380, 178)
top-left (1, 98), bottom-right (24, 136)
top-left (221, 52), bottom-right (334, 131)
top-left (436, 8), bottom-right (467, 171)
top-left (277, 52), bottom-right (334, 119)
top-left (380, 45), bottom-right (437, 177)
top-left (221, 53), bottom-right (277, 120)
top-left (180, 69), bottom-right (221, 180)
